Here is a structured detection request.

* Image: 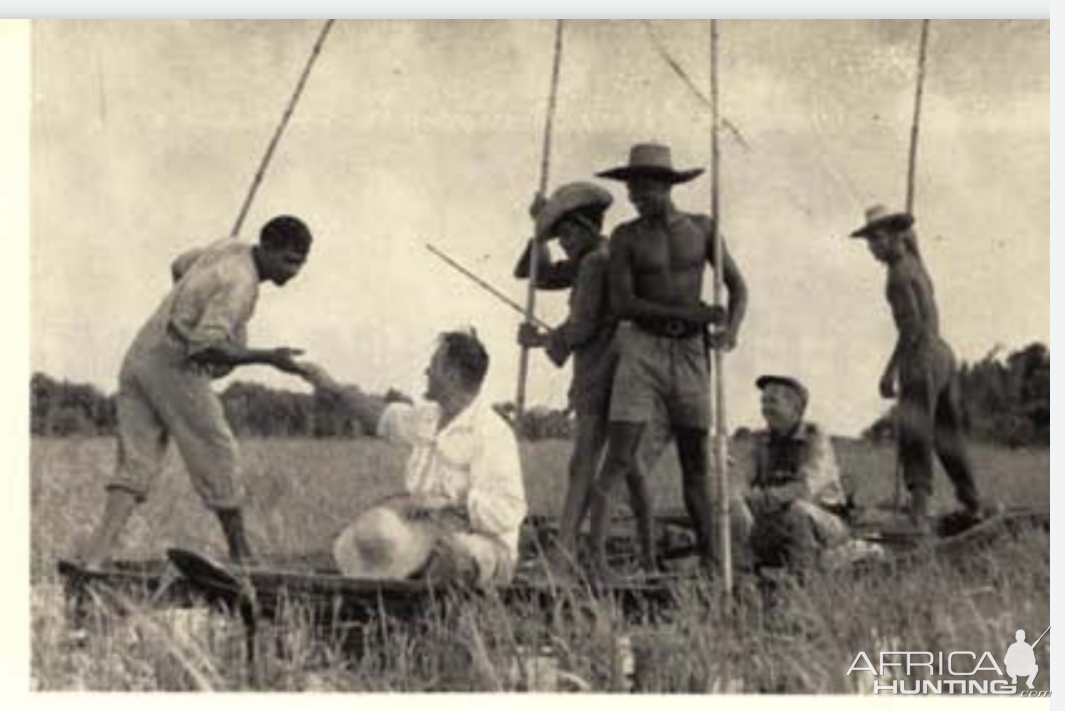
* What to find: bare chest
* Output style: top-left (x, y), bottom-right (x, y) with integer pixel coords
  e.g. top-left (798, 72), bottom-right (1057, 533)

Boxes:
top-left (629, 219), bottom-right (708, 275)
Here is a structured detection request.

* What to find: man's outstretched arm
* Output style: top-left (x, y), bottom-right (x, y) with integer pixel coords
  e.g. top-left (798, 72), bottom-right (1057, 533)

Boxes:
top-left (298, 362), bottom-right (388, 434)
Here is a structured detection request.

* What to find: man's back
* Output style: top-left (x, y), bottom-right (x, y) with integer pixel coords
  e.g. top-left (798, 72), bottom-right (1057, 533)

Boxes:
top-left (886, 253), bottom-right (941, 344)
top-left (128, 239), bottom-right (259, 373)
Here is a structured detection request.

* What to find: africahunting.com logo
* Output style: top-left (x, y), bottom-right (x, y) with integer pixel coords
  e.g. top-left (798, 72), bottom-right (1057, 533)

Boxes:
top-left (846, 626), bottom-right (1050, 696)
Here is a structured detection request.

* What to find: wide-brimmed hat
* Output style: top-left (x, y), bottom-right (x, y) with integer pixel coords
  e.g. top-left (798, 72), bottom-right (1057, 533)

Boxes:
top-left (596, 143), bottom-right (704, 184)
top-left (332, 506), bottom-right (437, 580)
top-left (850, 204), bottom-right (915, 238)
top-left (756, 374), bottom-right (809, 410)
top-left (534, 182), bottom-right (613, 239)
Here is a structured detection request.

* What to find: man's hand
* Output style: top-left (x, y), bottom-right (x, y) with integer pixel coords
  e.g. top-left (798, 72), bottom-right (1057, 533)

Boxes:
top-left (879, 369), bottom-right (897, 399)
top-left (684, 303), bottom-right (728, 326)
top-left (267, 347), bottom-right (305, 375)
top-left (707, 327), bottom-right (738, 352)
top-left (528, 192), bottom-right (548, 220)
top-left (517, 322), bottom-right (548, 348)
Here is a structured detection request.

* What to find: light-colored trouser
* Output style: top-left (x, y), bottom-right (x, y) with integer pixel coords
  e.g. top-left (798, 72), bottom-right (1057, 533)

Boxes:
top-left (109, 344), bottom-right (244, 510)
top-left (448, 532), bottom-right (515, 586)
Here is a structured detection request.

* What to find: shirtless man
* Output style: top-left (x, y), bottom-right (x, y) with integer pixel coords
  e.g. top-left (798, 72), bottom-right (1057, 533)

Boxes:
top-left (851, 205), bottom-right (985, 534)
top-left (586, 143), bottom-right (748, 578)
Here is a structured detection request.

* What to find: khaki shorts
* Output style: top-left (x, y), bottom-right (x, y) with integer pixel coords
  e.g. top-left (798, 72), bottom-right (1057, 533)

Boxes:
top-left (609, 323), bottom-right (710, 430)
top-left (109, 344), bottom-right (244, 510)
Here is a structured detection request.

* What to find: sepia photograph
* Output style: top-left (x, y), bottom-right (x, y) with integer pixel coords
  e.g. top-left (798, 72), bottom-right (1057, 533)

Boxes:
top-left (25, 19), bottom-right (1049, 693)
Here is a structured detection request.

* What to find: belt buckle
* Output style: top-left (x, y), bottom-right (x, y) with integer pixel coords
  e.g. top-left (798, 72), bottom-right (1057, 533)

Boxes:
top-left (664, 320), bottom-right (685, 337)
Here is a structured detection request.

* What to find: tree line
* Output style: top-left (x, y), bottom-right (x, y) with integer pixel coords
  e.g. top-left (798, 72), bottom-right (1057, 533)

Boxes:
top-left (863, 342), bottom-right (1049, 447)
top-left (31, 341), bottom-right (1048, 446)
top-left (30, 374), bottom-right (383, 438)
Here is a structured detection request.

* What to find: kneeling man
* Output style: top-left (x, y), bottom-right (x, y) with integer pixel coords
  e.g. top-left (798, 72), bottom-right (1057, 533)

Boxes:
top-left (743, 375), bottom-right (849, 572)
top-left (299, 330), bottom-right (527, 586)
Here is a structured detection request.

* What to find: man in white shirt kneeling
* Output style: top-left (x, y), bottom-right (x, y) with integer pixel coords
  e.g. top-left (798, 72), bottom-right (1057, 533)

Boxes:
top-left (298, 329), bottom-right (527, 586)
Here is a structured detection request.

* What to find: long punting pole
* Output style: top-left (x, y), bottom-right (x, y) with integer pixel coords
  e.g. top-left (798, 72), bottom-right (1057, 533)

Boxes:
top-left (425, 243), bottom-right (551, 330)
top-left (895, 19), bottom-right (931, 513)
top-left (906, 19), bottom-right (931, 215)
top-left (230, 19), bottom-right (336, 238)
top-left (710, 19), bottom-right (733, 592)
top-left (516, 19), bottom-right (565, 419)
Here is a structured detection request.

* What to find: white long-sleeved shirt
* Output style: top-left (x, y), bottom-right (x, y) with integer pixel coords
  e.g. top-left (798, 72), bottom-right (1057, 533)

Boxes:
top-left (376, 396), bottom-right (527, 565)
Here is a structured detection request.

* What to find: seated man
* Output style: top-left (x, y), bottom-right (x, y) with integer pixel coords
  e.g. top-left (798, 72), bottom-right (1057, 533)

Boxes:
top-left (742, 375), bottom-right (850, 573)
top-left (298, 330), bottom-right (527, 586)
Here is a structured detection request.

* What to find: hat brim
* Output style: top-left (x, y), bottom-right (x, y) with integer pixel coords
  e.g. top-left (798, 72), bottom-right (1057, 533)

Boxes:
top-left (596, 165), bottom-right (705, 184)
top-left (333, 509), bottom-right (437, 580)
top-left (756, 375), bottom-right (809, 404)
top-left (850, 212), bottom-right (914, 238)
top-left (535, 187), bottom-right (613, 240)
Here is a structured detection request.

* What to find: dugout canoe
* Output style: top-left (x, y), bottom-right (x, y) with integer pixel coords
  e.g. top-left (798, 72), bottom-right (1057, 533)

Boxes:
top-left (56, 505), bottom-right (1049, 623)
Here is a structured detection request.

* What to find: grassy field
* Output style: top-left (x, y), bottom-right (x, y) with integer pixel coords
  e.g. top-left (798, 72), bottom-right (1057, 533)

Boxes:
top-left (31, 436), bottom-right (1050, 692)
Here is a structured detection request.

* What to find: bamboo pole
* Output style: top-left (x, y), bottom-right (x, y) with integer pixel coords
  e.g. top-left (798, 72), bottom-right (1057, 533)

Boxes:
top-left (896, 19), bottom-right (931, 514)
top-left (710, 19), bottom-right (733, 592)
top-left (425, 243), bottom-right (551, 330)
top-left (230, 19), bottom-right (335, 238)
top-left (906, 19), bottom-right (931, 215)
top-left (516, 19), bottom-right (565, 419)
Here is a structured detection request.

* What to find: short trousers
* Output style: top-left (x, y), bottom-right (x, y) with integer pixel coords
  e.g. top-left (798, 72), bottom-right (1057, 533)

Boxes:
top-left (608, 322), bottom-right (710, 429)
top-left (108, 344), bottom-right (244, 510)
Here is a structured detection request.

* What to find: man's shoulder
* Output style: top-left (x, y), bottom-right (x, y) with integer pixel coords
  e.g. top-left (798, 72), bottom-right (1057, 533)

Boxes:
top-left (184, 240), bottom-right (256, 279)
top-left (794, 420), bottom-right (829, 441)
top-left (679, 211), bottom-right (714, 231)
top-left (609, 219), bottom-right (641, 241)
top-left (378, 400), bottom-right (439, 440)
top-left (578, 243), bottom-right (611, 273)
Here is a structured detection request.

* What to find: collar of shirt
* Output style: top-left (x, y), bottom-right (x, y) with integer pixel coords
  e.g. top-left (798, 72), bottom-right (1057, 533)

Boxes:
top-left (435, 394), bottom-right (484, 438)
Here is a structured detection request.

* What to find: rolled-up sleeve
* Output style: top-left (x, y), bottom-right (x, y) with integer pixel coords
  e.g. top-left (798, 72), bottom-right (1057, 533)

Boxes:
top-left (466, 419), bottom-right (527, 540)
top-left (376, 403), bottom-right (421, 446)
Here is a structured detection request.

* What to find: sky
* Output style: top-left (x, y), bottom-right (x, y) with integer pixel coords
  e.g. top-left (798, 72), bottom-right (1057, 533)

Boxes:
top-left (30, 19), bottom-right (1049, 436)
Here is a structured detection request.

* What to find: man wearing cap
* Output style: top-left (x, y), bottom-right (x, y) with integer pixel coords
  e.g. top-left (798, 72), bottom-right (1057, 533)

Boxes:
top-left (850, 205), bottom-right (984, 534)
top-left (585, 143), bottom-right (749, 579)
top-left (742, 375), bottom-right (850, 572)
top-left (298, 330), bottom-right (527, 586)
top-left (77, 216), bottom-right (313, 570)
top-left (513, 182), bottom-right (670, 572)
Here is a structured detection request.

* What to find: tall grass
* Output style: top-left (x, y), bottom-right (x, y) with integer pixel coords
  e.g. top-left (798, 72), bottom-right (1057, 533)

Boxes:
top-left (31, 437), bottom-right (1050, 691)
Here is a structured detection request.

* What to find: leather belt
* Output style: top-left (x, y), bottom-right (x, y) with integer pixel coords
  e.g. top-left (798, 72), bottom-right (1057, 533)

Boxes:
top-left (633, 318), bottom-right (704, 339)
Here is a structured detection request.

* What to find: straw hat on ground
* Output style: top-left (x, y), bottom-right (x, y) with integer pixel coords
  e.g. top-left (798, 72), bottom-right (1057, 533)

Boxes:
top-left (332, 506), bottom-right (438, 580)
